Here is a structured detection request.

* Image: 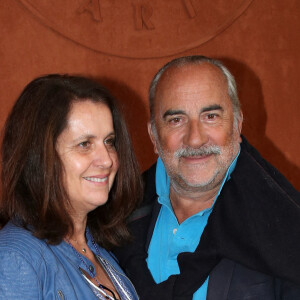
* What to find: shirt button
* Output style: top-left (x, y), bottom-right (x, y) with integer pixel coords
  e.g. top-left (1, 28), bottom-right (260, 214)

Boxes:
top-left (89, 265), bottom-right (94, 273)
top-left (173, 228), bottom-right (177, 235)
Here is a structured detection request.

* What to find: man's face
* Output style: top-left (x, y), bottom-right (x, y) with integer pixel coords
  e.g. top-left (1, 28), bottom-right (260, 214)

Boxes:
top-left (148, 63), bottom-right (242, 194)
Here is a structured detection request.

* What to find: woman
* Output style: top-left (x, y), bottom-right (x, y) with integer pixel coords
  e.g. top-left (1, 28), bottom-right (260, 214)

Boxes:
top-left (0, 74), bottom-right (142, 299)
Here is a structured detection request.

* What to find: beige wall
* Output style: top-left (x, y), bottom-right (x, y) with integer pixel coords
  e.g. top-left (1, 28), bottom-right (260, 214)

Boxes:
top-left (0, 0), bottom-right (299, 190)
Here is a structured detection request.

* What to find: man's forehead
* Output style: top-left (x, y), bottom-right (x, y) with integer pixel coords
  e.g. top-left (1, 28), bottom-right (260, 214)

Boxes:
top-left (156, 64), bottom-right (226, 97)
top-left (159, 62), bottom-right (224, 85)
top-left (154, 63), bottom-right (229, 113)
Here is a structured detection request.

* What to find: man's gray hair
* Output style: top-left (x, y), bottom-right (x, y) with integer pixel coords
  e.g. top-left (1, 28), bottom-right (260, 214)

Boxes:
top-left (149, 55), bottom-right (241, 124)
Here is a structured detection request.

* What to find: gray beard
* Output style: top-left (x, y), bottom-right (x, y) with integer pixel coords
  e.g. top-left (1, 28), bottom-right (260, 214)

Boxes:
top-left (162, 139), bottom-right (239, 193)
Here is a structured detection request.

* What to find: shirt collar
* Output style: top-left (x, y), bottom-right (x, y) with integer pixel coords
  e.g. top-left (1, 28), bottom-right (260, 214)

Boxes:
top-left (156, 147), bottom-right (240, 215)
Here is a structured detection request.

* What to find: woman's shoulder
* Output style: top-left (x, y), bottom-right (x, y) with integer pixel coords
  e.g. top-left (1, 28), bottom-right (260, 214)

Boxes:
top-left (0, 222), bottom-right (68, 299)
top-left (0, 222), bottom-right (50, 264)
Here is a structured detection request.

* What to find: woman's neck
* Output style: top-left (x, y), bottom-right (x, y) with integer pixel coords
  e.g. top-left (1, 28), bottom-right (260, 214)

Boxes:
top-left (67, 212), bottom-right (88, 244)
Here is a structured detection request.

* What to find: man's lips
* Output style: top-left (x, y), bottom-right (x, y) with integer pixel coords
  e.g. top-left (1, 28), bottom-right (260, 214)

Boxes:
top-left (180, 153), bottom-right (213, 162)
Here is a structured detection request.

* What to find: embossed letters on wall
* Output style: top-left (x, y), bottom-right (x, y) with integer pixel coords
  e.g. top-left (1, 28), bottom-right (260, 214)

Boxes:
top-left (18, 0), bottom-right (253, 58)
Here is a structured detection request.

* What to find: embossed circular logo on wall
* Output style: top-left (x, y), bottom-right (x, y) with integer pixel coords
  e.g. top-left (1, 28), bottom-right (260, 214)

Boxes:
top-left (18, 0), bottom-right (253, 58)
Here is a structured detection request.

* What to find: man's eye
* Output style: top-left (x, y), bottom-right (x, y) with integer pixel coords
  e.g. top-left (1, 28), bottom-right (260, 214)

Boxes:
top-left (169, 117), bottom-right (181, 124)
top-left (207, 113), bottom-right (218, 120)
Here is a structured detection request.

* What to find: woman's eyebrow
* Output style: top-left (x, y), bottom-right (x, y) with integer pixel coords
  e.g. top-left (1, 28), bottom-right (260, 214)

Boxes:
top-left (72, 134), bottom-right (96, 143)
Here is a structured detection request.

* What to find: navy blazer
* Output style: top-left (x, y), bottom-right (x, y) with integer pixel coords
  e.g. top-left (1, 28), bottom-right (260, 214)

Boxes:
top-left (114, 138), bottom-right (300, 299)
top-left (207, 259), bottom-right (300, 300)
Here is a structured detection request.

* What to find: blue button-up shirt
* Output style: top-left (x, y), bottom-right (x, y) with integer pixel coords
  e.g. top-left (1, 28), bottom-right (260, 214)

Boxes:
top-left (147, 150), bottom-right (240, 299)
top-left (0, 222), bottom-right (139, 300)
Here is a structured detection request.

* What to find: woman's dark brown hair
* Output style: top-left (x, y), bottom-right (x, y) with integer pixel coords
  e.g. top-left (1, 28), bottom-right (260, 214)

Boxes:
top-left (0, 74), bottom-right (142, 249)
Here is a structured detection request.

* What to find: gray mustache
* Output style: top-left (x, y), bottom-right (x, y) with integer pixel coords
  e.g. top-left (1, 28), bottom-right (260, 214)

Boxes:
top-left (174, 145), bottom-right (221, 158)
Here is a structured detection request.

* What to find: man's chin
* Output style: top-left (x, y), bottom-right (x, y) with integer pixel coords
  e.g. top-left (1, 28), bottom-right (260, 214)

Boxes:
top-left (179, 164), bottom-right (216, 180)
top-left (176, 173), bottom-right (218, 190)
top-left (179, 154), bottom-right (215, 166)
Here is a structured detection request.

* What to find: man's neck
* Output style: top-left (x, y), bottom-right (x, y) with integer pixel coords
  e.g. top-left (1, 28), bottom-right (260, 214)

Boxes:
top-left (169, 185), bottom-right (220, 224)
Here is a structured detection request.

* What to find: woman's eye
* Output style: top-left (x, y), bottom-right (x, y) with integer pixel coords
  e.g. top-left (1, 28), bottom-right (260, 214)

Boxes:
top-left (78, 141), bottom-right (90, 148)
top-left (104, 137), bottom-right (115, 147)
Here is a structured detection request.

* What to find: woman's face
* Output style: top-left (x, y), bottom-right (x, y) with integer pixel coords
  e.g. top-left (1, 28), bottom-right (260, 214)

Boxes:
top-left (56, 100), bottom-right (119, 217)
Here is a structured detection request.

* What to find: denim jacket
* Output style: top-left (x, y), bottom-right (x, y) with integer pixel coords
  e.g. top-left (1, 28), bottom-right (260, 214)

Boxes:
top-left (0, 222), bottom-right (139, 300)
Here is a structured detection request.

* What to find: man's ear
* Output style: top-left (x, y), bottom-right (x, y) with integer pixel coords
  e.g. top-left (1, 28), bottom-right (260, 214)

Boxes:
top-left (147, 122), bottom-right (159, 154)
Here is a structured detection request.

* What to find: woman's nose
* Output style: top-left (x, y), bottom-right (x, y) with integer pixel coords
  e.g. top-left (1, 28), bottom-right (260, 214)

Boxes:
top-left (93, 146), bottom-right (113, 168)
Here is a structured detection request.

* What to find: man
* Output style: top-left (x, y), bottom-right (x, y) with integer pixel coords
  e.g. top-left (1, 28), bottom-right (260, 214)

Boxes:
top-left (114, 56), bottom-right (300, 299)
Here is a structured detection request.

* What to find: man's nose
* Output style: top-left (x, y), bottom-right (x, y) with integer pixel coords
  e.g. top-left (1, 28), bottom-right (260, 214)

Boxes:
top-left (184, 120), bottom-right (208, 147)
top-left (93, 145), bottom-right (113, 168)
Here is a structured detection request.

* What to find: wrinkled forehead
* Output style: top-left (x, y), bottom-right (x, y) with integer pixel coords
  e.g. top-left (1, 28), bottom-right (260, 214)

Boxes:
top-left (158, 63), bottom-right (226, 90)
top-left (153, 63), bottom-right (229, 112)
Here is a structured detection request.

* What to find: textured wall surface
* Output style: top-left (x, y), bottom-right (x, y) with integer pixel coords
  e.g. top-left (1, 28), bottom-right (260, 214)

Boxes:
top-left (0, 0), bottom-right (299, 190)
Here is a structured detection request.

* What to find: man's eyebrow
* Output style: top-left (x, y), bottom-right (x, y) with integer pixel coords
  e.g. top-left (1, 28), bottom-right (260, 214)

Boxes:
top-left (163, 109), bottom-right (185, 119)
top-left (162, 105), bottom-right (223, 119)
top-left (201, 104), bottom-right (223, 113)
